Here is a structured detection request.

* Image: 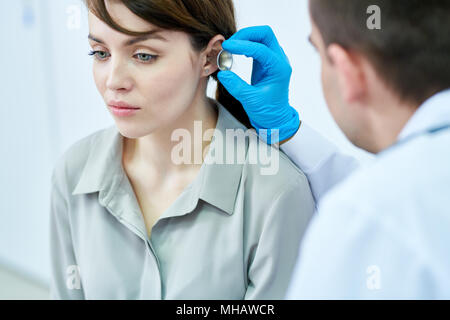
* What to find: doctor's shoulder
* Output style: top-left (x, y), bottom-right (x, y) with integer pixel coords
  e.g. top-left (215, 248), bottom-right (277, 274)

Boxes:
top-left (316, 132), bottom-right (450, 226)
top-left (50, 125), bottom-right (116, 196)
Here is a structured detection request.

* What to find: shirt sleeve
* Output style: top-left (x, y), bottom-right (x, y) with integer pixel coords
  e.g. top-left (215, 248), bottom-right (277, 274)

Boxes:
top-left (49, 164), bottom-right (85, 300)
top-left (281, 122), bottom-right (360, 203)
top-left (244, 176), bottom-right (315, 300)
top-left (285, 195), bottom-right (437, 300)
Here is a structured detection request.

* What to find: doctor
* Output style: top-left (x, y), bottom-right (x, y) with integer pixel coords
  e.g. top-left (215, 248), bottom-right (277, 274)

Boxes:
top-left (218, 0), bottom-right (450, 299)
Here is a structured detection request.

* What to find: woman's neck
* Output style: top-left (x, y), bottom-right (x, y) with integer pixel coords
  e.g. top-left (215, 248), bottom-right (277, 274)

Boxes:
top-left (122, 94), bottom-right (218, 180)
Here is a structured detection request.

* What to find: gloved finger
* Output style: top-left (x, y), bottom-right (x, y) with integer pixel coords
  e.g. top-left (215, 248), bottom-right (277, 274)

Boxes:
top-left (217, 70), bottom-right (252, 100)
top-left (222, 39), bottom-right (280, 71)
top-left (227, 26), bottom-right (283, 56)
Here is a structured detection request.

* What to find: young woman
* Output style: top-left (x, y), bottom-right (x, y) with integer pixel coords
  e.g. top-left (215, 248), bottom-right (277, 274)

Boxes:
top-left (49, 0), bottom-right (315, 299)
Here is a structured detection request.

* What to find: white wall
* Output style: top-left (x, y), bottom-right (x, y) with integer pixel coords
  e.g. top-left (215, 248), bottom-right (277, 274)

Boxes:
top-left (1, 0), bottom-right (55, 287)
top-left (0, 0), bottom-right (373, 289)
top-left (0, 0), bottom-right (111, 287)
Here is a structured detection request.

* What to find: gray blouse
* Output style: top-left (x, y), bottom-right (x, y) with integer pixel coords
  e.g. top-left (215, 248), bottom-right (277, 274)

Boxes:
top-left (49, 100), bottom-right (315, 300)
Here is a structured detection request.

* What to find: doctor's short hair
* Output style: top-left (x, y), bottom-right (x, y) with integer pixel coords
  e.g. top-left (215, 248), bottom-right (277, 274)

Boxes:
top-left (83, 0), bottom-right (252, 129)
top-left (310, 0), bottom-right (450, 106)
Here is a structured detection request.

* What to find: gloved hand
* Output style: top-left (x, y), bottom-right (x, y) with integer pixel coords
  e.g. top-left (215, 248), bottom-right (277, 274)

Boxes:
top-left (217, 25), bottom-right (300, 145)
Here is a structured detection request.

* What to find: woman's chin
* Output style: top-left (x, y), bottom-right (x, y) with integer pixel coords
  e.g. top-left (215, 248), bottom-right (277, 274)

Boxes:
top-left (115, 123), bottom-right (157, 139)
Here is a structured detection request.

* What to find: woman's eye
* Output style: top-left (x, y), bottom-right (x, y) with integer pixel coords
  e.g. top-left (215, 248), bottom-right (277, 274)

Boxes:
top-left (135, 53), bottom-right (157, 63)
top-left (88, 50), bottom-right (157, 64)
top-left (88, 50), bottom-right (109, 61)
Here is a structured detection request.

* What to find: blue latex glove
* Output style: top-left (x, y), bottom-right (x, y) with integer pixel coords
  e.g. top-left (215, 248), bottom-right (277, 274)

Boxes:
top-left (217, 25), bottom-right (300, 145)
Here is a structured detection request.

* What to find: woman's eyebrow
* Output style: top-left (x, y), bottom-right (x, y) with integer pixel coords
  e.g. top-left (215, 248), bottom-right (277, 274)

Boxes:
top-left (88, 30), bottom-right (168, 46)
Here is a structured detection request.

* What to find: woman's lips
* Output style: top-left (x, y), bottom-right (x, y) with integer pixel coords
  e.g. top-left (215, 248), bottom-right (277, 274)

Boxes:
top-left (108, 105), bottom-right (141, 117)
top-left (108, 101), bottom-right (141, 117)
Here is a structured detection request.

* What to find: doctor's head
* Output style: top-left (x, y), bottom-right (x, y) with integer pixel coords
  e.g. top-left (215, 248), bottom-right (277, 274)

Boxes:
top-left (308, 0), bottom-right (450, 153)
top-left (84, 0), bottom-right (248, 138)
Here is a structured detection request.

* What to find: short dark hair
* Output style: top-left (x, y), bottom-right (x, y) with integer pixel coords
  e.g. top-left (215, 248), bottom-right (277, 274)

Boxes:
top-left (310, 0), bottom-right (450, 105)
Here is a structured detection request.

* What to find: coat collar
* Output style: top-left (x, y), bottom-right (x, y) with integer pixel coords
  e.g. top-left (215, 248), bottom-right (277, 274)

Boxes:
top-left (398, 89), bottom-right (450, 142)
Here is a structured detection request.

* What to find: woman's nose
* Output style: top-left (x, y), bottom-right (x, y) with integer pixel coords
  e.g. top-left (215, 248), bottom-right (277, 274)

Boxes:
top-left (106, 58), bottom-right (133, 92)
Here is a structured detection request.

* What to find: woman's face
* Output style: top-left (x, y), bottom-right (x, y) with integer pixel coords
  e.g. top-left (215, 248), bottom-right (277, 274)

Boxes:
top-left (88, 0), bottom-right (207, 138)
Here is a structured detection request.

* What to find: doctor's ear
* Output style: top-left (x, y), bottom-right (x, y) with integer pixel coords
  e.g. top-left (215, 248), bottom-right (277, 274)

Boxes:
top-left (202, 34), bottom-right (226, 77)
top-left (327, 44), bottom-right (367, 104)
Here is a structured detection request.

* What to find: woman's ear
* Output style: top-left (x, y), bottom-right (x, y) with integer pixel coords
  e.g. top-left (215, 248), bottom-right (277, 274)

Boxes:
top-left (202, 34), bottom-right (226, 77)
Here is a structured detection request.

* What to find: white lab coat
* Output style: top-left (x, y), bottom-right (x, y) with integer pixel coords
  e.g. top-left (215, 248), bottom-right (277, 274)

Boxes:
top-left (281, 122), bottom-right (360, 203)
top-left (281, 89), bottom-right (450, 299)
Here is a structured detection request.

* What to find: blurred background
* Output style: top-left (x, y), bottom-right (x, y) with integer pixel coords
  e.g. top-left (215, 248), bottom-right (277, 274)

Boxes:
top-left (0, 0), bottom-right (373, 299)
